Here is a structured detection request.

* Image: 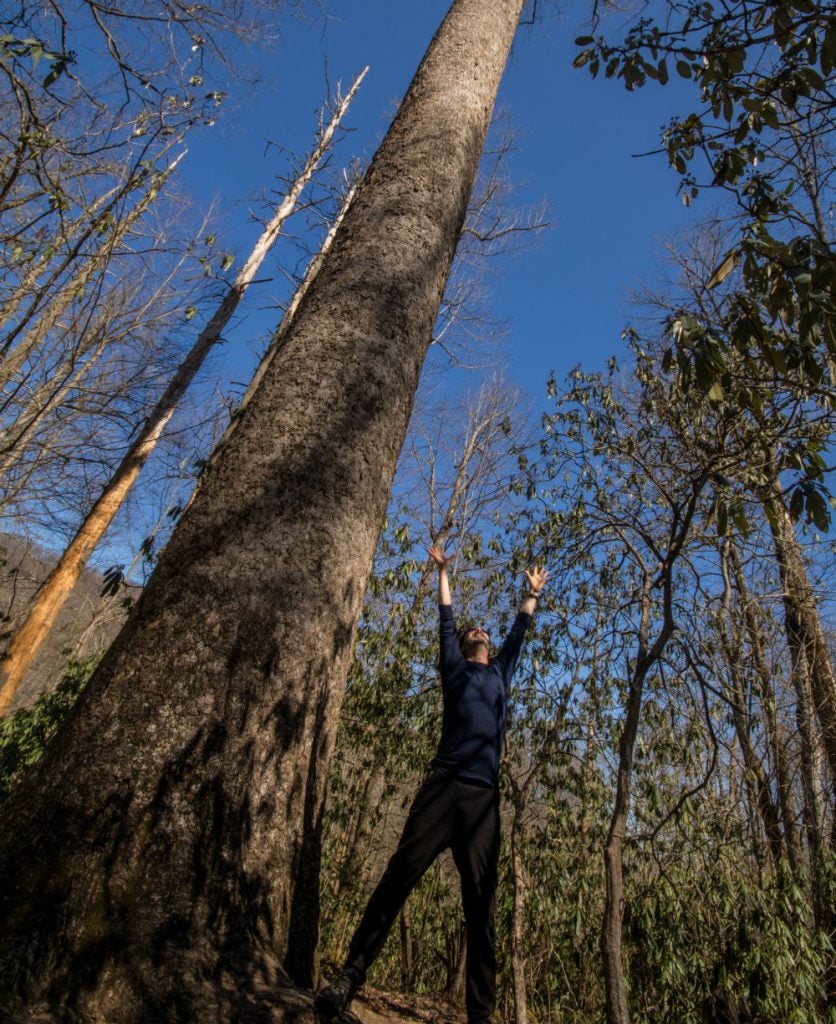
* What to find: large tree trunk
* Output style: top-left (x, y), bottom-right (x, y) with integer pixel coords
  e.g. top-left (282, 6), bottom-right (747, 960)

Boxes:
top-left (0, 2), bottom-right (525, 1019)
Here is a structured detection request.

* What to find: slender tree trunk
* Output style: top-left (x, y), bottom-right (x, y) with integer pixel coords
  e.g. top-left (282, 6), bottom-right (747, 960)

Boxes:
top-left (795, 659), bottom-right (826, 862)
top-left (601, 668), bottom-right (642, 1024)
top-left (510, 810), bottom-right (530, 1024)
top-left (448, 927), bottom-right (467, 1004)
top-left (601, 574), bottom-right (656, 1024)
top-left (726, 541), bottom-right (802, 871)
top-left (731, 682), bottom-right (785, 868)
top-left (598, 475), bottom-right (704, 1024)
top-left (0, 151), bottom-right (185, 385)
top-left (0, 73), bottom-right (365, 716)
top-left (0, 169), bottom-right (145, 341)
top-left (399, 900), bottom-right (414, 989)
top-left (230, 176), bottom-right (359, 426)
top-left (760, 476), bottom-right (835, 1002)
top-left (0, 3), bottom-right (525, 1018)
top-left (716, 540), bottom-right (784, 868)
top-left (762, 473), bottom-right (836, 789)
top-left (333, 768), bottom-right (386, 899)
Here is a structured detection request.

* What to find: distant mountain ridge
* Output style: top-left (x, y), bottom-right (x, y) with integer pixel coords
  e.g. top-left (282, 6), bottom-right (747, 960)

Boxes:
top-left (0, 532), bottom-right (136, 712)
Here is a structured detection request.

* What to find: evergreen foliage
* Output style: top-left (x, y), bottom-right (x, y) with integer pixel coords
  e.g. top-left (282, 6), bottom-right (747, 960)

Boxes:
top-left (0, 653), bottom-right (99, 801)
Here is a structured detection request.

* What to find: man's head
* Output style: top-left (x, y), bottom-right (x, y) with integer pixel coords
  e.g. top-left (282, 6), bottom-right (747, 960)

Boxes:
top-left (457, 623), bottom-right (490, 660)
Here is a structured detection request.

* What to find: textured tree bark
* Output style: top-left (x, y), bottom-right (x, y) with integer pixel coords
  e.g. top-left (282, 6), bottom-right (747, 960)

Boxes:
top-left (0, 1), bottom-right (525, 1018)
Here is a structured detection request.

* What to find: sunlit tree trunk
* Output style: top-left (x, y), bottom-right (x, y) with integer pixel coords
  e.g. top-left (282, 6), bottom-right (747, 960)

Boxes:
top-left (0, 73), bottom-right (365, 716)
top-left (0, 2), bottom-right (525, 1018)
top-left (0, 150), bottom-right (185, 385)
top-left (0, 163), bottom-right (147, 341)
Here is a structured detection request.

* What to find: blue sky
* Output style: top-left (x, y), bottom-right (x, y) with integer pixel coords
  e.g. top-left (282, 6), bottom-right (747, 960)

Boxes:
top-left (180, 0), bottom-right (702, 405)
top-left (21, 0), bottom-right (719, 571)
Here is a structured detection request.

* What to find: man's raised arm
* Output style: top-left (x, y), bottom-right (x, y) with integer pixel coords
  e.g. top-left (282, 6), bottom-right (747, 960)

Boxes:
top-left (428, 545), bottom-right (453, 606)
top-left (496, 564), bottom-right (549, 675)
top-left (428, 545), bottom-right (462, 674)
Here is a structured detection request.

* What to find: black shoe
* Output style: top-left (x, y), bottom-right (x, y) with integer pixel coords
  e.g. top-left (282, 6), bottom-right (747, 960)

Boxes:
top-left (314, 971), bottom-right (359, 1018)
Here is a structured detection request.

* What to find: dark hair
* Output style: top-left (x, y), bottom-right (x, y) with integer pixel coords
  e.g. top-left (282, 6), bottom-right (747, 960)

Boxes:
top-left (457, 623), bottom-right (487, 651)
top-left (457, 623), bottom-right (477, 645)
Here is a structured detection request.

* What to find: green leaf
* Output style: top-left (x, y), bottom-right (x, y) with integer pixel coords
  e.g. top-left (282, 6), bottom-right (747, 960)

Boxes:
top-left (806, 490), bottom-right (830, 532)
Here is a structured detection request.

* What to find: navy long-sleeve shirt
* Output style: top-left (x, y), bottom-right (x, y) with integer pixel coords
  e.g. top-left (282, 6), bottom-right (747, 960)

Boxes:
top-left (430, 603), bottom-right (531, 787)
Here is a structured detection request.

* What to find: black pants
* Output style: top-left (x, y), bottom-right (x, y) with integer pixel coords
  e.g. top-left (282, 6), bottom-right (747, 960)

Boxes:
top-left (343, 769), bottom-right (500, 1023)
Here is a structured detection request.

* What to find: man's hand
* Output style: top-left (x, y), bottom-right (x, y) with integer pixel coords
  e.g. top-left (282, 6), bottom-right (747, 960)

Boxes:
top-left (428, 545), bottom-right (454, 571)
top-left (524, 566), bottom-right (548, 596)
top-left (428, 545), bottom-right (454, 605)
top-left (520, 565), bottom-right (548, 615)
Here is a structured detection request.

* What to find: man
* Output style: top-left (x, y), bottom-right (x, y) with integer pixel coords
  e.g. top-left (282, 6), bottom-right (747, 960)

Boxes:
top-left (315, 545), bottom-right (547, 1024)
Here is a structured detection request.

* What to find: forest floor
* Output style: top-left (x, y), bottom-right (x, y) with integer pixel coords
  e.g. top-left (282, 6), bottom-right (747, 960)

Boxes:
top-left (345, 989), bottom-right (461, 1024)
top-left (240, 975), bottom-right (463, 1024)
top-left (0, 962), bottom-right (463, 1023)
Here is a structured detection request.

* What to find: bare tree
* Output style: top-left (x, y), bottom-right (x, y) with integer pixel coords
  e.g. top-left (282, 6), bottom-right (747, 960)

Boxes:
top-left (0, 70), bottom-right (366, 714)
